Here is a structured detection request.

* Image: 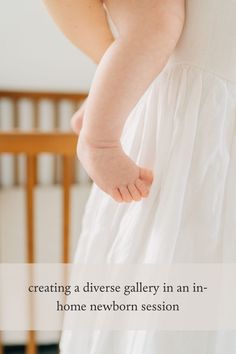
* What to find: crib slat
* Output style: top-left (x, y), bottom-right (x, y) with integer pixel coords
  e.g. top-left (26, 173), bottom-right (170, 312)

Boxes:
top-left (32, 100), bottom-right (39, 185)
top-left (26, 155), bottom-right (36, 261)
top-left (32, 155), bottom-right (37, 186)
top-left (62, 155), bottom-right (73, 263)
top-left (13, 98), bottom-right (19, 128)
top-left (32, 100), bottom-right (39, 191)
top-left (53, 101), bottom-right (60, 184)
top-left (26, 331), bottom-right (37, 354)
top-left (13, 155), bottom-right (20, 185)
top-left (32, 100), bottom-right (39, 129)
top-left (53, 100), bottom-right (60, 130)
top-left (29, 101), bottom-right (38, 183)
top-left (0, 333), bottom-right (3, 354)
top-left (26, 155), bottom-right (37, 354)
top-left (13, 99), bottom-right (20, 186)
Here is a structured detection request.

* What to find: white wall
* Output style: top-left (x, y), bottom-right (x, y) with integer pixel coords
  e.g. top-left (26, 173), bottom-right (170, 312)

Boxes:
top-left (0, 0), bottom-right (96, 91)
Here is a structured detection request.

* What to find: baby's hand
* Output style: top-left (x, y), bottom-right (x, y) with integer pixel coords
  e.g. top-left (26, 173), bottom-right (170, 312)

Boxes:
top-left (71, 99), bottom-right (87, 135)
top-left (77, 134), bottom-right (153, 202)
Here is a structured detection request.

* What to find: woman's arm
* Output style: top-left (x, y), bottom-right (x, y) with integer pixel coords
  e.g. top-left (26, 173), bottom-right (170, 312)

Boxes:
top-left (42, 0), bottom-right (114, 64)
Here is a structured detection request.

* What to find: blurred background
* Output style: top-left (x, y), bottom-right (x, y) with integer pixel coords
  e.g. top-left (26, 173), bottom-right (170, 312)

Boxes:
top-left (0, 0), bottom-right (96, 91)
top-left (0, 0), bottom-right (97, 353)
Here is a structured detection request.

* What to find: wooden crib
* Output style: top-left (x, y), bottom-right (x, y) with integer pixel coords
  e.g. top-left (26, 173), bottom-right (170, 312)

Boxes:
top-left (0, 90), bottom-right (88, 185)
top-left (0, 90), bottom-right (90, 354)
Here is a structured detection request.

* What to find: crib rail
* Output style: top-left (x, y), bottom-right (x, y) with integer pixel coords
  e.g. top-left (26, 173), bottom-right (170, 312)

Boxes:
top-left (0, 90), bottom-right (88, 186)
top-left (0, 90), bottom-right (87, 101)
top-left (0, 131), bottom-right (78, 155)
top-left (0, 131), bottom-right (78, 354)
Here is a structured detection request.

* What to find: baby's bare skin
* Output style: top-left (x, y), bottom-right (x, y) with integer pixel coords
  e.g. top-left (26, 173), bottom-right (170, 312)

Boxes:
top-left (76, 0), bottom-right (185, 202)
top-left (78, 135), bottom-right (152, 202)
top-left (43, 0), bottom-right (185, 202)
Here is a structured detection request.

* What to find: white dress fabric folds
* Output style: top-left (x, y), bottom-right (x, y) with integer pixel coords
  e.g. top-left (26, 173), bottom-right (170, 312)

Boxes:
top-left (60, 0), bottom-right (236, 352)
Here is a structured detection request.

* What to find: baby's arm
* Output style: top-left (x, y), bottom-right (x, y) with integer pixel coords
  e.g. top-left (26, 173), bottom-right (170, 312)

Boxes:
top-left (78, 0), bottom-right (185, 202)
top-left (82, 0), bottom-right (185, 143)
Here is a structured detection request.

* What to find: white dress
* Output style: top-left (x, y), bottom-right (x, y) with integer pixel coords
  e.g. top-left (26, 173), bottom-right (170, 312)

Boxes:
top-left (60, 0), bottom-right (236, 352)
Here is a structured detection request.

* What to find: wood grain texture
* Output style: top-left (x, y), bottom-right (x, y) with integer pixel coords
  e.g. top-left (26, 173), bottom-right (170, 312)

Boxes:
top-left (12, 99), bottom-right (20, 185)
top-left (26, 156), bottom-right (37, 354)
top-left (0, 90), bottom-right (87, 186)
top-left (0, 132), bottom-right (77, 155)
top-left (0, 90), bottom-right (87, 101)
